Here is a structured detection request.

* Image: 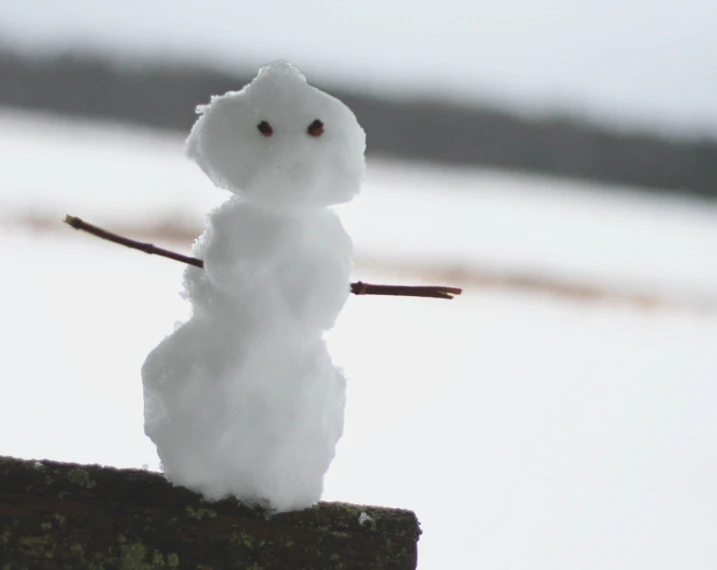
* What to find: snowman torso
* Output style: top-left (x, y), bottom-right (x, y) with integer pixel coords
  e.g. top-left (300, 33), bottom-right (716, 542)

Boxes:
top-left (186, 197), bottom-right (352, 331)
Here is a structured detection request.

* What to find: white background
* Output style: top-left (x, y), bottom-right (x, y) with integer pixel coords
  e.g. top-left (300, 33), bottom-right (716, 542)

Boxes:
top-left (0, 110), bottom-right (716, 569)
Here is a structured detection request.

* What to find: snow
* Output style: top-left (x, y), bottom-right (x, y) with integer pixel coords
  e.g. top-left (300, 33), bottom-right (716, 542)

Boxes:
top-left (1, 110), bottom-right (716, 567)
top-left (1, 232), bottom-right (715, 569)
top-left (2, 108), bottom-right (716, 304)
top-left (186, 61), bottom-right (365, 209)
top-left (142, 62), bottom-right (366, 512)
top-left (358, 511), bottom-right (373, 526)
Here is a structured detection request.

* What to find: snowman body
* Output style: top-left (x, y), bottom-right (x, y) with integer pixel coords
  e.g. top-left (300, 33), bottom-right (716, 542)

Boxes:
top-left (141, 62), bottom-right (365, 512)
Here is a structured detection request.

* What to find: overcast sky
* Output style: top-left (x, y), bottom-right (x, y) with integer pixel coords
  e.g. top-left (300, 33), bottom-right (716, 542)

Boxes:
top-left (1, 0), bottom-right (716, 136)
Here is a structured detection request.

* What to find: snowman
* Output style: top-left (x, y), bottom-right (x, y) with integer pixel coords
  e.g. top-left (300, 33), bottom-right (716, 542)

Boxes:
top-left (141, 61), bottom-right (366, 513)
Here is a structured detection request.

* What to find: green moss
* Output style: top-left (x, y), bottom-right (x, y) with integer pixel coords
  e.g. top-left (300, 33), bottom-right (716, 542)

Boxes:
top-left (185, 505), bottom-right (217, 520)
top-left (53, 513), bottom-right (67, 525)
top-left (40, 522), bottom-right (52, 531)
top-left (119, 543), bottom-right (147, 569)
top-left (151, 550), bottom-right (165, 567)
top-left (70, 542), bottom-right (85, 557)
top-left (67, 468), bottom-right (97, 489)
top-left (55, 538), bottom-right (178, 570)
top-left (228, 528), bottom-right (256, 547)
top-left (18, 535), bottom-right (55, 558)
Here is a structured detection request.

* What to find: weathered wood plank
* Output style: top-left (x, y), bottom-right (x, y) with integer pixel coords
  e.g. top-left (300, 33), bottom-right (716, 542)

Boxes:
top-left (0, 455), bottom-right (420, 569)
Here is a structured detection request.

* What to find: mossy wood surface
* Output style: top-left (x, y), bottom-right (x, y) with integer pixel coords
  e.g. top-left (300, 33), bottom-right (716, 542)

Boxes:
top-left (0, 455), bottom-right (420, 569)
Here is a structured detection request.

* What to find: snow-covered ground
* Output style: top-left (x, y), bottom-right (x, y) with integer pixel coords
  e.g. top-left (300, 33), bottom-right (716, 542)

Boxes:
top-left (1, 110), bottom-right (716, 569)
top-left (3, 110), bottom-right (717, 303)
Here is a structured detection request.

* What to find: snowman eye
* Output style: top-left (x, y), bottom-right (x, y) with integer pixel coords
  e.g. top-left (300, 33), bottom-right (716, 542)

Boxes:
top-left (307, 119), bottom-right (324, 137)
top-left (257, 121), bottom-right (273, 137)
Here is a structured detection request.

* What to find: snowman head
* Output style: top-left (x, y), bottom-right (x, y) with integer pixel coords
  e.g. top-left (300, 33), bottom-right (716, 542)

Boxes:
top-left (187, 61), bottom-right (366, 210)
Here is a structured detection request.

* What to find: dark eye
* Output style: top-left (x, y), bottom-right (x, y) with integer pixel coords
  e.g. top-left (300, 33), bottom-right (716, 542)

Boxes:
top-left (307, 119), bottom-right (324, 137)
top-left (257, 121), bottom-right (273, 137)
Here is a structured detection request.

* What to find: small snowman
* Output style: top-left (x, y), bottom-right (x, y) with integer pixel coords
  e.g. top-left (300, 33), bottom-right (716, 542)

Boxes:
top-left (141, 61), bottom-right (366, 512)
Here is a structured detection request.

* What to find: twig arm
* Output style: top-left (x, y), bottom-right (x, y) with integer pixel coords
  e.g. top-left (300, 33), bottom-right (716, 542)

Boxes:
top-left (350, 281), bottom-right (462, 300)
top-left (65, 215), bottom-right (204, 269)
top-left (64, 215), bottom-right (462, 299)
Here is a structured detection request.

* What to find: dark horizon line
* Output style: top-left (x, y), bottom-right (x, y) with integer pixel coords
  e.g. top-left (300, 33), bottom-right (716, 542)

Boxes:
top-left (2, 48), bottom-right (716, 199)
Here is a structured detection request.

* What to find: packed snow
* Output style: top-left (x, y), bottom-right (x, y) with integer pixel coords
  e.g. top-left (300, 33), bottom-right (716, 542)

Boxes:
top-left (142, 62), bottom-right (366, 512)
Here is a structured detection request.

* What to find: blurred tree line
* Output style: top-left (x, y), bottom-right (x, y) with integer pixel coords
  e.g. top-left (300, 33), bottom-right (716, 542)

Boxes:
top-left (1, 50), bottom-right (716, 199)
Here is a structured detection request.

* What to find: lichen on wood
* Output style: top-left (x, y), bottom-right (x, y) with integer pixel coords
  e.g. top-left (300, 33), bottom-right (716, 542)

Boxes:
top-left (0, 455), bottom-right (420, 569)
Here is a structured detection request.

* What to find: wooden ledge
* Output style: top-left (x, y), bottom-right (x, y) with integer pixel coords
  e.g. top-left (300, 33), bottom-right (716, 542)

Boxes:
top-left (0, 455), bottom-right (420, 569)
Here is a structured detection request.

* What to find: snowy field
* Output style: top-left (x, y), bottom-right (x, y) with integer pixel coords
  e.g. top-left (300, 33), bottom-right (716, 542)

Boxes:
top-left (1, 110), bottom-right (716, 569)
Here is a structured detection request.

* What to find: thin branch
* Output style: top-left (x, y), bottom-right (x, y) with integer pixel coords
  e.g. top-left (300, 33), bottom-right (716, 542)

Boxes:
top-left (350, 281), bottom-right (461, 300)
top-left (64, 215), bottom-right (462, 300)
top-left (65, 215), bottom-right (203, 269)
